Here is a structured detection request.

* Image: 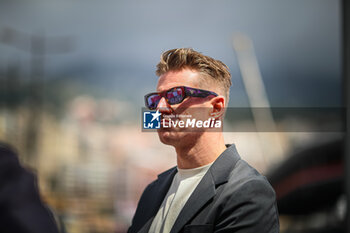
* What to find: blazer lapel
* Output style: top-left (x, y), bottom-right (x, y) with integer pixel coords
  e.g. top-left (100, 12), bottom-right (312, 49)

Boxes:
top-left (137, 167), bottom-right (177, 233)
top-left (137, 218), bottom-right (154, 233)
top-left (169, 172), bottom-right (216, 233)
top-left (169, 145), bottom-right (241, 233)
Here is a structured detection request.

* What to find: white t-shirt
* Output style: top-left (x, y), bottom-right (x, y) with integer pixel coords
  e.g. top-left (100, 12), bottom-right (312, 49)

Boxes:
top-left (149, 163), bottom-right (213, 233)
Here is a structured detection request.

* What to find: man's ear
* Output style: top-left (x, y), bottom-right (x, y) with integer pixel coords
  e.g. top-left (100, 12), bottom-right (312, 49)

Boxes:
top-left (210, 96), bottom-right (225, 119)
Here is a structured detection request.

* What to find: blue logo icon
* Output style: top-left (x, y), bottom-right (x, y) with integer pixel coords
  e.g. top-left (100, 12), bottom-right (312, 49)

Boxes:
top-left (143, 110), bottom-right (161, 129)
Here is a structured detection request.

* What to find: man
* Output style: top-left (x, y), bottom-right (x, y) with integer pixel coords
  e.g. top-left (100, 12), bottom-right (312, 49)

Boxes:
top-left (128, 48), bottom-right (279, 233)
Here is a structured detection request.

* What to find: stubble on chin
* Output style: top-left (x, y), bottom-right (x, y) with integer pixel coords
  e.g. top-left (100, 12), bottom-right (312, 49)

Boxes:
top-left (157, 129), bottom-right (177, 146)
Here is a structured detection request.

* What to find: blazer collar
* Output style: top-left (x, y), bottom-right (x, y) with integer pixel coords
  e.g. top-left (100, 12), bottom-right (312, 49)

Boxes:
top-left (210, 144), bottom-right (241, 186)
top-left (137, 167), bottom-right (177, 233)
top-left (169, 144), bottom-right (241, 233)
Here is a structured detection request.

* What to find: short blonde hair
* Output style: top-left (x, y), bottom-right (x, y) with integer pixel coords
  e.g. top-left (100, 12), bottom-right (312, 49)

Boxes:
top-left (156, 48), bottom-right (232, 101)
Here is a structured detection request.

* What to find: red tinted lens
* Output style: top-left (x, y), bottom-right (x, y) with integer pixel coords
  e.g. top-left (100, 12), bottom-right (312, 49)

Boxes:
top-left (147, 94), bottom-right (161, 109)
top-left (167, 87), bottom-right (184, 104)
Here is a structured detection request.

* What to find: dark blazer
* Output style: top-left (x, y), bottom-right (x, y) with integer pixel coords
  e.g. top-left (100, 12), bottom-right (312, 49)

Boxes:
top-left (128, 145), bottom-right (279, 233)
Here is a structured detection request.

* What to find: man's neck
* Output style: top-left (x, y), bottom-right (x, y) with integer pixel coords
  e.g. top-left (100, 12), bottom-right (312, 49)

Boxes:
top-left (175, 133), bottom-right (227, 169)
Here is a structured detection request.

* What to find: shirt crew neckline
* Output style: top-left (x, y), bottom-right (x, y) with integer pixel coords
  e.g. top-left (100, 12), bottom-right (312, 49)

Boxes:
top-left (176, 162), bottom-right (213, 180)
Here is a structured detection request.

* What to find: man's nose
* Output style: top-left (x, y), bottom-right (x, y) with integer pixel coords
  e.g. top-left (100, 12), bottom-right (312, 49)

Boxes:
top-left (156, 97), bottom-right (172, 114)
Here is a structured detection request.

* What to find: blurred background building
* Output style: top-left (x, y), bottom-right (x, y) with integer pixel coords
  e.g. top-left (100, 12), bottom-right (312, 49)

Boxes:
top-left (0, 0), bottom-right (344, 232)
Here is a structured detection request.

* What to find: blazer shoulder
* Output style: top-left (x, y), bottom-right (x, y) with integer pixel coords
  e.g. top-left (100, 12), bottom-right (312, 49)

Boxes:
top-left (215, 160), bottom-right (279, 232)
top-left (141, 166), bottom-right (177, 190)
top-left (225, 159), bottom-right (275, 196)
top-left (158, 166), bottom-right (177, 177)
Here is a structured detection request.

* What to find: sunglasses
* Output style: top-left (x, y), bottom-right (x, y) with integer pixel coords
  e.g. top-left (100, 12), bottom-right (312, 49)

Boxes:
top-left (144, 86), bottom-right (218, 110)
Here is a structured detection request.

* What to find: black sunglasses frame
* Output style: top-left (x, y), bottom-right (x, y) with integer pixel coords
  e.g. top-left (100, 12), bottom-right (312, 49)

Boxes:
top-left (144, 86), bottom-right (218, 110)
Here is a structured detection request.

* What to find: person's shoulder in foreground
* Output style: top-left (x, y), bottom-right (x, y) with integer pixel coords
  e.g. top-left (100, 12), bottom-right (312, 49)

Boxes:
top-left (129, 145), bottom-right (279, 233)
top-left (0, 143), bottom-right (60, 233)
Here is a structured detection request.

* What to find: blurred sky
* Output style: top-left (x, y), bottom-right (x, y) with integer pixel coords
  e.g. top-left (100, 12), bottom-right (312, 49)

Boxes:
top-left (0, 0), bottom-right (342, 107)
